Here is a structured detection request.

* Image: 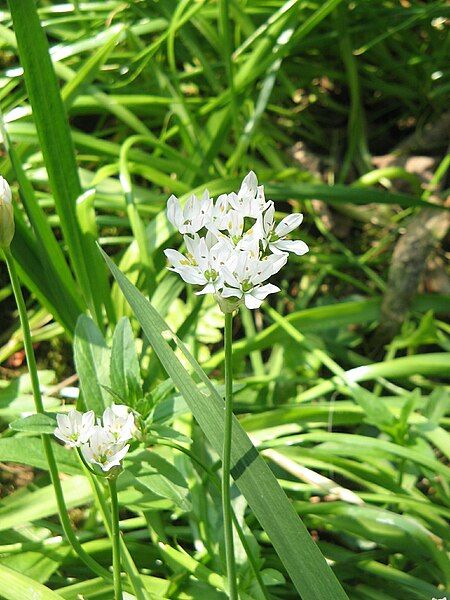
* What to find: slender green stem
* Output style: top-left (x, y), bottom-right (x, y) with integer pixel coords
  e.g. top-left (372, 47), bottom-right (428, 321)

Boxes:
top-left (222, 312), bottom-right (238, 599)
top-left (3, 248), bottom-right (111, 582)
top-left (108, 478), bottom-right (123, 600)
top-left (80, 462), bottom-right (150, 600)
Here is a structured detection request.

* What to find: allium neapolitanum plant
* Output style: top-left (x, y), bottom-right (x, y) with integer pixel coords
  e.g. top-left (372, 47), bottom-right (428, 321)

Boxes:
top-left (165, 171), bottom-right (308, 598)
top-left (1, 172), bottom-right (320, 600)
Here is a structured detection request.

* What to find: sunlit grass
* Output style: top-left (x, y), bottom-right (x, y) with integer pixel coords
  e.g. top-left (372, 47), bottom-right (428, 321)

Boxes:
top-left (0, 0), bottom-right (449, 598)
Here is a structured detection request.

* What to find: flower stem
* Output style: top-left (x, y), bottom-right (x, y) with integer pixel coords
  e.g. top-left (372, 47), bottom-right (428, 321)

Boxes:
top-left (108, 478), bottom-right (123, 600)
top-left (222, 312), bottom-right (238, 599)
top-left (3, 248), bottom-right (111, 581)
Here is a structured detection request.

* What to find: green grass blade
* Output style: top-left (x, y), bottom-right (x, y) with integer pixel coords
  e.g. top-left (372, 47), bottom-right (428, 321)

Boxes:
top-left (266, 182), bottom-right (441, 209)
top-left (0, 564), bottom-right (64, 600)
top-left (8, 0), bottom-right (104, 323)
top-left (62, 26), bottom-right (123, 109)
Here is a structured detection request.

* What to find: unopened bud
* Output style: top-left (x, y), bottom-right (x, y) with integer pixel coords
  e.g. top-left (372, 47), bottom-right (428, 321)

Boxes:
top-left (0, 177), bottom-right (14, 248)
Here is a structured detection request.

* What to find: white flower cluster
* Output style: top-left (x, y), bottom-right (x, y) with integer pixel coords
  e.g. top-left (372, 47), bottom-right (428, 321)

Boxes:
top-left (164, 172), bottom-right (308, 311)
top-left (54, 404), bottom-right (135, 472)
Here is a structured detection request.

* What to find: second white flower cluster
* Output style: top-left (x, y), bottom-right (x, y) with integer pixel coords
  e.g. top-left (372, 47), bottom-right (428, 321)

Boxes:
top-left (164, 171), bottom-right (309, 310)
top-left (54, 404), bottom-right (135, 472)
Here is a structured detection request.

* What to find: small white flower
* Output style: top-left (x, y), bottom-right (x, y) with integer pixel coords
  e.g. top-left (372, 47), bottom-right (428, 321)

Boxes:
top-left (81, 426), bottom-right (129, 472)
top-left (208, 209), bottom-right (258, 252)
top-left (207, 193), bottom-right (229, 230)
top-left (102, 404), bottom-right (135, 443)
top-left (227, 172), bottom-right (269, 218)
top-left (221, 250), bottom-right (288, 309)
top-left (54, 409), bottom-right (95, 448)
top-left (224, 209), bottom-right (244, 241)
top-left (167, 190), bottom-right (212, 234)
top-left (258, 202), bottom-right (309, 255)
top-left (164, 245), bottom-right (205, 285)
top-left (165, 234), bottom-right (237, 295)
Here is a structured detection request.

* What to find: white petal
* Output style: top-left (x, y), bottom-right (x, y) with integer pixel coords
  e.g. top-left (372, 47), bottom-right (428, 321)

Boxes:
top-left (183, 194), bottom-right (197, 220)
top-left (200, 189), bottom-right (212, 216)
top-left (263, 201), bottom-right (275, 232)
top-left (239, 171), bottom-right (258, 198)
top-left (222, 266), bottom-right (240, 288)
top-left (252, 283), bottom-right (280, 299)
top-left (83, 410), bottom-right (96, 428)
top-left (0, 177), bottom-right (12, 204)
top-left (68, 409), bottom-right (83, 429)
top-left (221, 285), bottom-right (242, 299)
top-left (205, 229), bottom-right (219, 249)
top-left (54, 428), bottom-right (72, 445)
top-left (268, 243), bottom-right (287, 255)
top-left (215, 193), bottom-right (228, 216)
top-left (56, 413), bottom-right (70, 433)
top-left (179, 223), bottom-right (195, 234)
top-left (183, 234), bottom-right (199, 257)
top-left (196, 282), bottom-right (216, 295)
top-left (225, 210), bottom-right (243, 238)
top-left (244, 293), bottom-right (263, 309)
top-left (167, 195), bottom-right (182, 229)
top-left (111, 404), bottom-right (129, 418)
top-left (226, 192), bottom-right (240, 212)
top-left (120, 413), bottom-right (136, 441)
top-left (244, 284), bottom-right (279, 309)
top-left (102, 406), bottom-right (114, 428)
top-left (173, 267), bottom-right (205, 285)
top-left (81, 443), bottom-right (94, 463)
top-left (275, 213), bottom-right (303, 237)
top-left (265, 252), bottom-right (288, 276)
top-left (103, 444), bottom-right (130, 471)
top-left (274, 239), bottom-right (309, 255)
top-left (251, 253), bottom-right (287, 284)
top-left (164, 248), bottom-right (186, 268)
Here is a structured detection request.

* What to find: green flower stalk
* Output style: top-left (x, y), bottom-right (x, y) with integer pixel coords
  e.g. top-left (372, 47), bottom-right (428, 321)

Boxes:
top-left (108, 476), bottom-right (123, 600)
top-left (222, 311), bottom-right (238, 599)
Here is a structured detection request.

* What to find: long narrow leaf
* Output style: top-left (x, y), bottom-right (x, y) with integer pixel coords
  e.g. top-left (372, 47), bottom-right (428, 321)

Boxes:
top-left (0, 564), bottom-right (64, 600)
top-left (7, 0), bottom-right (105, 323)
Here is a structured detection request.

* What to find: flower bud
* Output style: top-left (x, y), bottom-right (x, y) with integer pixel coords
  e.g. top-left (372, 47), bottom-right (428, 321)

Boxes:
top-left (0, 177), bottom-right (14, 248)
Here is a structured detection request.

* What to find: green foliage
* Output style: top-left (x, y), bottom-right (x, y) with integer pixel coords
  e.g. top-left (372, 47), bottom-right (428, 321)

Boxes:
top-left (9, 412), bottom-right (57, 435)
top-left (0, 0), bottom-right (449, 598)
